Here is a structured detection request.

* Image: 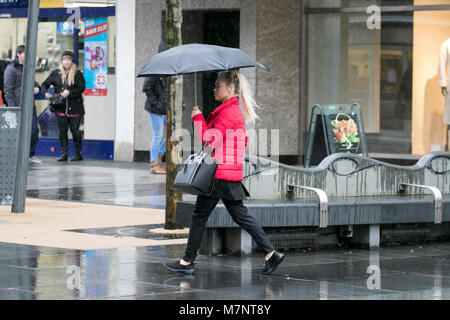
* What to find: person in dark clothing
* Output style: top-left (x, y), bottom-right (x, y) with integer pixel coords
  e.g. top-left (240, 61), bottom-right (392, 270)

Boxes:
top-left (0, 59), bottom-right (9, 106)
top-left (143, 41), bottom-right (168, 174)
top-left (41, 50), bottom-right (85, 162)
top-left (164, 69), bottom-right (284, 275)
top-left (3, 45), bottom-right (42, 163)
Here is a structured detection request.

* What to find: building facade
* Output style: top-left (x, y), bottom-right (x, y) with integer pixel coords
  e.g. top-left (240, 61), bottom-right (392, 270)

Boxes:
top-left (1, 0), bottom-right (450, 164)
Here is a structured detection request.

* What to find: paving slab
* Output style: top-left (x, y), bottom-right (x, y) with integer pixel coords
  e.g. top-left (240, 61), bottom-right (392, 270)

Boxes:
top-left (0, 158), bottom-right (449, 301)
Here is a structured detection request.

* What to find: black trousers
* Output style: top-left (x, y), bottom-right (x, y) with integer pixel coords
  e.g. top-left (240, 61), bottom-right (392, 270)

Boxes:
top-left (56, 114), bottom-right (83, 156)
top-left (29, 106), bottom-right (39, 157)
top-left (183, 195), bottom-right (275, 263)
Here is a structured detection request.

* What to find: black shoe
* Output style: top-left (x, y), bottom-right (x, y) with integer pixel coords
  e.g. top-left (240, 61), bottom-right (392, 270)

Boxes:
top-left (57, 155), bottom-right (68, 162)
top-left (259, 251), bottom-right (285, 275)
top-left (71, 155), bottom-right (83, 161)
top-left (163, 260), bottom-right (195, 274)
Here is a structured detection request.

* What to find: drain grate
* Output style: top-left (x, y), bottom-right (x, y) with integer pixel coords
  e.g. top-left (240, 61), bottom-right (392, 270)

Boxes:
top-left (381, 223), bottom-right (450, 245)
top-left (263, 227), bottom-right (319, 250)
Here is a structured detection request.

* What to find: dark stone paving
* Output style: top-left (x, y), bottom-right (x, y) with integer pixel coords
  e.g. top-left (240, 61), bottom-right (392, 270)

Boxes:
top-left (0, 158), bottom-right (449, 300)
top-left (0, 242), bottom-right (450, 300)
top-left (25, 158), bottom-right (198, 209)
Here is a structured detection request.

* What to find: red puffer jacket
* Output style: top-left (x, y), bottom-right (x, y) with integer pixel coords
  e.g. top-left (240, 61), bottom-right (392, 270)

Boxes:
top-left (192, 96), bottom-right (248, 181)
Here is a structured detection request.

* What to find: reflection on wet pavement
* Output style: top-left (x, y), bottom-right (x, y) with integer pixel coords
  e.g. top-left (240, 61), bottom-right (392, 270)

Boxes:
top-left (1, 241), bottom-right (450, 300)
top-left (26, 159), bottom-right (196, 209)
top-left (0, 159), bottom-right (446, 299)
top-left (67, 224), bottom-right (187, 240)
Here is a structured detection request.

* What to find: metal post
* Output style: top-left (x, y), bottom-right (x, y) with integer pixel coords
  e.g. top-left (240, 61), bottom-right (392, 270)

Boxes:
top-left (74, 27), bottom-right (79, 65)
top-left (12, 0), bottom-right (41, 213)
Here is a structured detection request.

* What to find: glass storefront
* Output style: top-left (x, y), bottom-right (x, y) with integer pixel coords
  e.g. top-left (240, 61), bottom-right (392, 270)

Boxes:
top-left (305, 0), bottom-right (450, 156)
top-left (0, 2), bottom-right (116, 159)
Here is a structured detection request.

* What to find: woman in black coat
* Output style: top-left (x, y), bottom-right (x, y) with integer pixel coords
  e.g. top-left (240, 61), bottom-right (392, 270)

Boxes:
top-left (41, 50), bottom-right (85, 161)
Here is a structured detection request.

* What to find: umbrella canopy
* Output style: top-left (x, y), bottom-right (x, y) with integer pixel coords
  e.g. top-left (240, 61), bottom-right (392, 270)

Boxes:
top-left (137, 43), bottom-right (270, 77)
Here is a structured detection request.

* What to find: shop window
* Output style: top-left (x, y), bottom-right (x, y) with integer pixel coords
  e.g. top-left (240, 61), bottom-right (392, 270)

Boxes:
top-left (306, 1), bottom-right (450, 155)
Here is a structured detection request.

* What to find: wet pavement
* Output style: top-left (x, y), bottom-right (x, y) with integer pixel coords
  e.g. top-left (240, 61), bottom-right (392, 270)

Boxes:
top-left (0, 157), bottom-right (449, 300)
top-left (1, 240), bottom-right (450, 300)
top-left (25, 159), bottom-right (188, 209)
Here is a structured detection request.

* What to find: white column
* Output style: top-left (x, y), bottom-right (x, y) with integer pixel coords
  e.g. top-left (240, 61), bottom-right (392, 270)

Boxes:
top-left (115, 0), bottom-right (136, 162)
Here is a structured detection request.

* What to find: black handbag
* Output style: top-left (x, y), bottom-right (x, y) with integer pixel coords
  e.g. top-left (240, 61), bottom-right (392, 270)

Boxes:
top-left (49, 74), bottom-right (68, 112)
top-left (49, 93), bottom-right (64, 112)
top-left (174, 139), bottom-right (218, 196)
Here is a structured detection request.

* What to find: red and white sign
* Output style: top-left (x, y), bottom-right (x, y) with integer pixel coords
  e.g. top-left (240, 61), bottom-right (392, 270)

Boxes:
top-left (84, 22), bottom-right (108, 39)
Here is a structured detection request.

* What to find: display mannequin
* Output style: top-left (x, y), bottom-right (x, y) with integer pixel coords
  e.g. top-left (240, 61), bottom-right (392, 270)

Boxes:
top-left (439, 38), bottom-right (450, 150)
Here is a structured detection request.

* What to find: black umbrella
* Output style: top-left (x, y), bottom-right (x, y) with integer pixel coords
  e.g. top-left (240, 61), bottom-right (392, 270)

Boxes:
top-left (137, 43), bottom-right (270, 104)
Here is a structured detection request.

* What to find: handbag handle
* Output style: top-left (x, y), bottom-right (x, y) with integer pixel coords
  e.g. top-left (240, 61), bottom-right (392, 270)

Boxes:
top-left (201, 137), bottom-right (211, 151)
top-left (201, 137), bottom-right (214, 156)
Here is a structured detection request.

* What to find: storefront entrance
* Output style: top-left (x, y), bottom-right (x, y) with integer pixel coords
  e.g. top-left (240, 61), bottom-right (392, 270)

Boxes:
top-left (0, 4), bottom-right (116, 160)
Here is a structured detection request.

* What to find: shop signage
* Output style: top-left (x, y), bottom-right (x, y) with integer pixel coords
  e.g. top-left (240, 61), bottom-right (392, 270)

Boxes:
top-left (304, 104), bottom-right (368, 167)
top-left (0, 0), bottom-right (28, 8)
top-left (39, 0), bottom-right (64, 8)
top-left (0, 0), bottom-right (63, 8)
top-left (83, 17), bottom-right (108, 96)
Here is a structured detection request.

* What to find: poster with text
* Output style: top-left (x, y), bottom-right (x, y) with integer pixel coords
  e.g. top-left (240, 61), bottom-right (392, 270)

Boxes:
top-left (84, 17), bottom-right (108, 96)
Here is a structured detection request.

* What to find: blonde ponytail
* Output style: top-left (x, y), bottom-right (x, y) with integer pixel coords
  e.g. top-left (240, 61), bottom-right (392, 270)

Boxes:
top-left (219, 69), bottom-right (261, 123)
top-left (234, 70), bottom-right (261, 123)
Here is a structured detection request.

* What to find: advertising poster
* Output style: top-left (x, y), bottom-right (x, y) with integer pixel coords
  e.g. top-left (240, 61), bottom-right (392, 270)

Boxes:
top-left (84, 17), bottom-right (108, 96)
top-left (304, 104), bottom-right (367, 167)
top-left (328, 112), bottom-right (361, 154)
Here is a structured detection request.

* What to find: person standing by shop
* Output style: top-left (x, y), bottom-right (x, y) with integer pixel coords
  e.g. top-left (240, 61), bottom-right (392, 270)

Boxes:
top-left (0, 59), bottom-right (9, 106)
top-left (41, 50), bottom-right (85, 162)
top-left (164, 69), bottom-right (284, 275)
top-left (3, 45), bottom-right (42, 163)
top-left (143, 42), bottom-right (168, 174)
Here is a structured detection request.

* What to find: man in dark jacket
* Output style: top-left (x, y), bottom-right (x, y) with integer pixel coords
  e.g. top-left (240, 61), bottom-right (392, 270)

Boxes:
top-left (143, 41), bottom-right (168, 174)
top-left (4, 45), bottom-right (42, 163)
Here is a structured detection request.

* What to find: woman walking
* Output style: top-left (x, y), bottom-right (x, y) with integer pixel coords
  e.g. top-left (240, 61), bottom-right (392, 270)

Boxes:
top-left (41, 50), bottom-right (85, 161)
top-left (164, 69), bottom-right (284, 275)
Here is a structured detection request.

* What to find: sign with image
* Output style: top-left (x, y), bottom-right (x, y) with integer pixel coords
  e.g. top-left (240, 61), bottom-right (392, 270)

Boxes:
top-left (328, 112), bottom-right (361, 154)
top-left (84, 17), bottom-right (108, 96)
top-left (304, 104), bottom-right (367, 167)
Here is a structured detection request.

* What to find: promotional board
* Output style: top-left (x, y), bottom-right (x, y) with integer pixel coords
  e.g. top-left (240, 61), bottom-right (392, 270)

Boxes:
top-left (304, 104), bottom-right (368, 167)
top-left (84, 17), bottom-right (108, 96)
